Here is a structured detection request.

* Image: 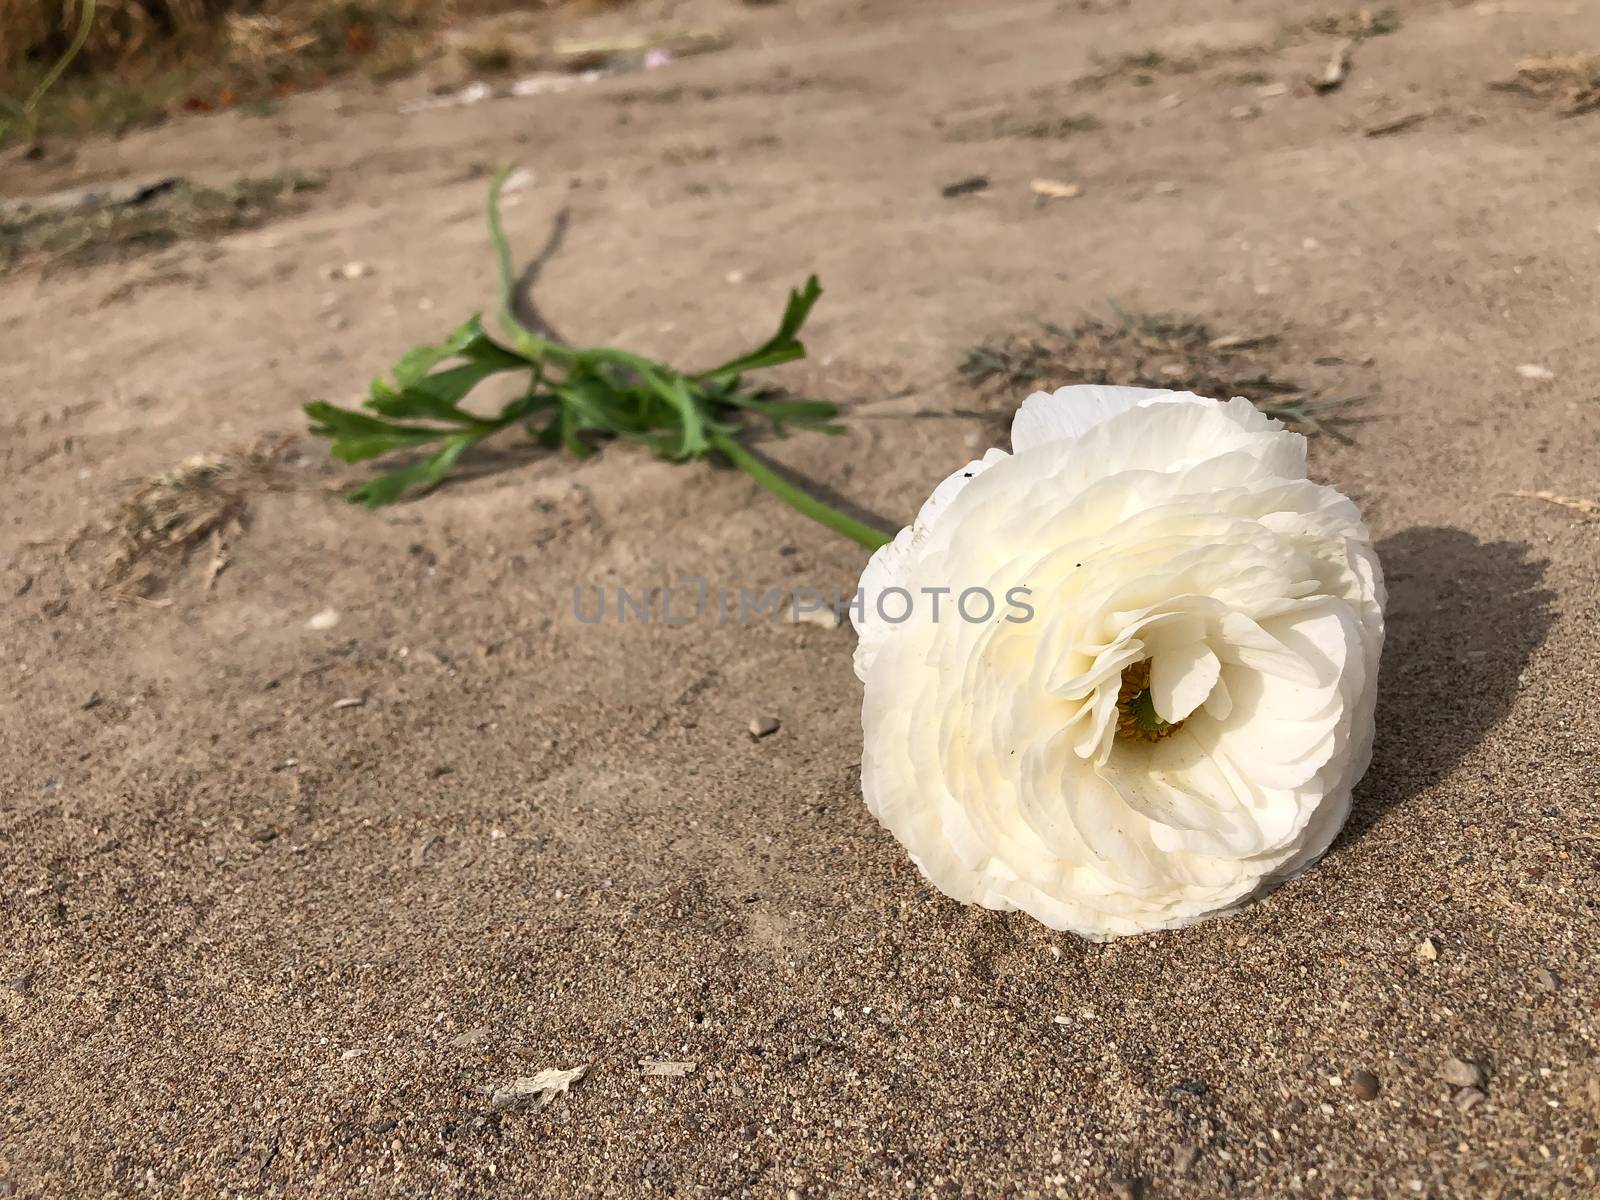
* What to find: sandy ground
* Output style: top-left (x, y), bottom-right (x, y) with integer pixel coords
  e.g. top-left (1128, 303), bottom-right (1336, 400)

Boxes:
top-left (3, 0), bottom-right (1599, 1195)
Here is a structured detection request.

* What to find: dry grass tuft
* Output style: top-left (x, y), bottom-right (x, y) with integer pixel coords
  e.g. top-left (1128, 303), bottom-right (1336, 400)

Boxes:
top-left (943, 109), bottom-right (1102, 143)
top-left (1073, 7), bottom-right (1399, 93)
top-left (960, 309), bottom-right (1364, 441)
top-left (1296, 6), bottom-right (1401, 40)
top-left (1, 170), bottom-right (321, 273)
top-left (99, 436), bottom-right (297, 597)
top-left (1491, 53), bottom-right (1600, 116)
top-left (1075, 49), bottom-right (1201, 90)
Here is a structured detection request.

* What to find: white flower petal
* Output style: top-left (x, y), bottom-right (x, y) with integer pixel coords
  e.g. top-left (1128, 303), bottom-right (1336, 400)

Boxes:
top-left (1011, 385), bottom-right (1208, 451)
top-left (851, 448), bottom-right (1007, 680)
top-left (1149, 642), bottom-right (1222, 725)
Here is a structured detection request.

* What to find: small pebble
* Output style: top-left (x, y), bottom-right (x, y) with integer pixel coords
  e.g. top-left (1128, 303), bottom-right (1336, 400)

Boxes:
top-left (332, 696), bottom-right (366, 710)
top-left (308, 608), bottom-right (340, 631)
top-left (1414, 937), bottom-right (1438, 962)
top-left (1454, 1086), bottom-right (1486, 1113)
top-left (1351, 1069), bottom-right (1380, 1101)
top-left (411, 834), bottom-right (442, 868)
top-left (330, 261), bottom-right (373, 281)
top-left (1533, 967), bottom-right (1560, 991)
top-left (785, 607), bottom-right (842, 630)
top-left (640, 1059), bottom-right (697, 1077)
top-left (1440, 1056), bottom-right (1485, 1088)
top-left (748, 716), bottom-right (780, 739)
top-left (1172, 1141), bottom-right (1201, 1174)
top-left (1515, 363), bottom-right (1555, 381)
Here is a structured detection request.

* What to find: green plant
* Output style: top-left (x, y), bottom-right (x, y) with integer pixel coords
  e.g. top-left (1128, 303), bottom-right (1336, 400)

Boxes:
top-left (305, 169), bottom-right (892, 550)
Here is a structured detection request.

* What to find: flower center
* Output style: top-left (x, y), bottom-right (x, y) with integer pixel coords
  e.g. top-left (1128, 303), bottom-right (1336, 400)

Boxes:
top-left (1115, 659), bottom-right (1182, 742)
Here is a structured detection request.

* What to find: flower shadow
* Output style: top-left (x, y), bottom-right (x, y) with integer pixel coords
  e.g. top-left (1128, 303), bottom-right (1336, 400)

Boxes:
top-left (1342, 527), bottom-right (1555, 842)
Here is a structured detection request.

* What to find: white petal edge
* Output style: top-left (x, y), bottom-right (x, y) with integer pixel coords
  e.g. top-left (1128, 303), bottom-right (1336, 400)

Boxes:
top-left (1010, 385), bottom-right (1213, 452)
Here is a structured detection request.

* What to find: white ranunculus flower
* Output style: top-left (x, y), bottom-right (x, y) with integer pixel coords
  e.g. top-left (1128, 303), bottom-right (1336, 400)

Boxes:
top-left (852, 386), bottom-right (1384, 940)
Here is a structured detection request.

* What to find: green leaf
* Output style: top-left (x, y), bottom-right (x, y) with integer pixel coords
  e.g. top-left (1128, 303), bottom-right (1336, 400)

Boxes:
top-left (366, 317), bottom-right (530, 422)
top-left (305, 401), bottom-right (443, 442)
top-left (368, 363), bottom-right (507, 424)
top-left (388, 321), bottom-right (472, 389)
top-left (346, 434), bottom-right (479, 508)
top-left (389, 316), bottom-right (526, 386)
top-left (556, 406), bottom-right (595, 459)
top-left (533, 412), bottom-right (563, 450)
top-left (660, 374), bottom-right (710, 458)
top-left (727, 396), bottom-right (840, 422)
top-left (695, 275), bottom-right (822, 386)
top-left (305, 401), bottom-right (452, 462)
top-left (498, 392), bottom-right (553, 425)
top-left (556, 374), bottom-right (646, 435)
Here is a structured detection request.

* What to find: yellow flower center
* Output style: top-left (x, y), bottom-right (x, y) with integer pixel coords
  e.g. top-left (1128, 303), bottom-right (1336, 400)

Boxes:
top-left (1115, 659), bottom-right (1183, 742)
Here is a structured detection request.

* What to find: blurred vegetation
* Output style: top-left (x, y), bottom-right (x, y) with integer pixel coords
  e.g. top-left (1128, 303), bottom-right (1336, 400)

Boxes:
top-left (0, 0), bottom-right (623, 141)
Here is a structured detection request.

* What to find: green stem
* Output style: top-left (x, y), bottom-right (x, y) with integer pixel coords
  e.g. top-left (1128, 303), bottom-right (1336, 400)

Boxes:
top-left (712, 431), bottom-right (892, 551)
top-left (487, 166), bottom-right (573, 367)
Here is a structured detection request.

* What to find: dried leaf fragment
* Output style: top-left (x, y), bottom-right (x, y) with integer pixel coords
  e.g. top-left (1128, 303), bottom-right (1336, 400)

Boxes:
top-left (1504, 490), bottom-right (1600, 517)
top-left (1208, 333), bottom-right (1278, 351)
top-left (489, 1064), bottom-right (589, 1110)
top-left (1491, 53), bottom-right (1600, 116)
top-left (1030, 178), bottom-right (1083, 200)
top-left (202, 529), bottom-right (230, 591)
